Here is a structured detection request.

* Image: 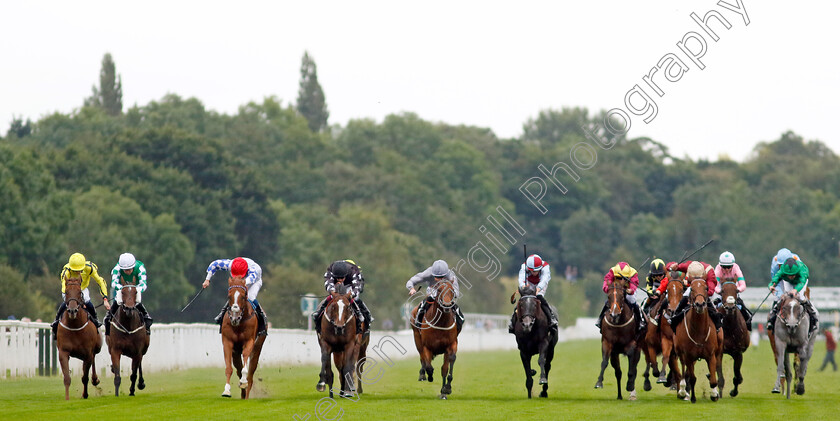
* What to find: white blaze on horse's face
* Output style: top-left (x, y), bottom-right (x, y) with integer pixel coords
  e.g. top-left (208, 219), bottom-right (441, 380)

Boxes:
top-left (232, 291), bottom-right (241, 313)
top-left (337, 299), bottom-right (345, 322)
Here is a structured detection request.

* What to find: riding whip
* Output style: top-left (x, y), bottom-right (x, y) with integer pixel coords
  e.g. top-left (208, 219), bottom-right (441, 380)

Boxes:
top-left (180, 287), bottom-right (204, 312)
top-left (678, 238), bottom-right (715, 264)
top-left (754, 290), bottom-right (773, 311)
top-left (511, 244), bottom-right (528, 304)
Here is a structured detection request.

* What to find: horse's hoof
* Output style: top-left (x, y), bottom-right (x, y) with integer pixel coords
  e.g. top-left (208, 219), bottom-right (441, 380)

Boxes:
top-left (239, 380), bottom-right (248, 389)
top-left (339, 390), bottom-right (345, 398)
top-left (796, 383), bottom-right (805, 395)
top-left (129, 392), bottom-right (135, 397)
top-left (539, 377), bottom-right (547, 385)
top-left (138, 381), bottom-right (145, 390)
top-left (678, 389), bottom-right (687, 399)
top-left (530, 369), bottom-right (536, 376)
top-left (439, 394), bottom-right (447, 400)
top-left (643, 380), bottom-right (652, 391)
top-left (629, 391), bottom-right (637, 401)
top-left (594, 381), bottom-right (603, 389)
top-left (316, 382), bottom-right (326, 392)
top-left (418, 376), bottom-right (426, 382)
top-left (92, 378), bottom-right (100, 386)
top-left (690, 396), bottom-right (696, 403)
top-left (539, 391), bottom-right (548, 398)
top-left (730, 389), bottom-right (738, 397)
top-left (771, 387), bottom-right (781, 394)
top-left (222, 384), bottom-right (232, 397)
top-left (669, 384), bottom-right (677, 391)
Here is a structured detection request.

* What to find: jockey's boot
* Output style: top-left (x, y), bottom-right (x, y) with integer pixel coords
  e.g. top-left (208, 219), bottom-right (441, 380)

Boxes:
top-left (453, 304), bottom-right (465, 334)
top-left (707, 299), bottom-right (723, 331)
top-left (312, 297), bottom-right (330, 335)
top-left (804, 300), bottom-right (819, 334)
top-left (215, 303), bottom-right (229, 333)
top-left (254, 303), bottom-right (268, 337)
top-left (669, 296), bottom-right (689, 330)
top-left (414, 298), bottom-right (433, 328)
top-left (137, 302), bottom-right (153, 335)
top-left (766, 301), bottom-right (779, 333)
top-left (736, 296), bottom-right (753, 331)
top-left (508, 311), bottom-right (517, 334)
top-left (103, 302), bottom-right (118, 336)
top-left (538, 295), bottom-right (558, 334)
top-left (85, 301), bottom-right (101, 328)
top-left (51, 302), bottom-right (67, 341)
top-left (630, 301), bottom-right (646, 335)
top-left (356, 299), bottom-right (374, 332)
top-left (595, 301), bottom-right (608, 330)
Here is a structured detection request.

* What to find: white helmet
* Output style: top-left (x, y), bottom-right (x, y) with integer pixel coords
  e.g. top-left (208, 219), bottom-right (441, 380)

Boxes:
top-left (687, 261), bottom-right (705, 279)
top-left (119, 253), bottom-right (136, 270)
top-left (719, 251), bottom-right (735, 266)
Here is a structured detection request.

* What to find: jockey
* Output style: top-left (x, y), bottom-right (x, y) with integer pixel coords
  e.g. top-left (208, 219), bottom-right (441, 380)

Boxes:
top-left (203, 257), bottom-right (268, 337)
top-left (406, 259), bottom-right (465, 333)
top-left (714, 251), bottom-right (752, 331)
top-left (767, 257), bottom-right (819, 334)
top-left (596, 262), bottom-right (645, 335)
top-left (650, 261), bottom-right (683, 320)
top-left (104, 253), bottom-right (153, 335)
top-left (668, 261), bottom-right (722, 332)
top-left (50, 253), bottom-right (111, 340)
top-left (642, 259), bottom-right (667, 314)
top-left (770, 247), bottom-right (801, 280)
top-left (508, 254), bottom-right (558, 334)
top-left (312, 259), bottom-right (374, 335)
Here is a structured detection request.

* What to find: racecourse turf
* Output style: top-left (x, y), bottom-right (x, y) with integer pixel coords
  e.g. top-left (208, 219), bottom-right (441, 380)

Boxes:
top-left (1, 339), bottom-right (837, 420)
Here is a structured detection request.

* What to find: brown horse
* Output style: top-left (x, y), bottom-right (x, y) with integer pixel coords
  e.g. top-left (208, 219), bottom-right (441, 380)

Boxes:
top-left (106, 283), bottom-right (150, 396)
top-left (411, 280), bottom-right (460, 399)
top-left (594, 279), bottom-right (641, 400)
top-left (56, 277), bottom-right (102, 400)
top-left (316, 283), bottom-right (361, 398)
top-left (715, 279), bottom-right (750, 397)
top-left (643, 273), bottom-right (684, 390)
top-left (768, 286), bottom-right (810, 392)
top-left (674, 279), bottom-right (723, 403)
top-left (512, 284), bottom-right (557, 398)
top-left (220, 276), bottom-right (266, 399)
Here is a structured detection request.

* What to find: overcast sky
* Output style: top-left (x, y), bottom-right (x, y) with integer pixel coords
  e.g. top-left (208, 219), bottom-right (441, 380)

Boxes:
top-left (2, 0), bottom-right (838, 161)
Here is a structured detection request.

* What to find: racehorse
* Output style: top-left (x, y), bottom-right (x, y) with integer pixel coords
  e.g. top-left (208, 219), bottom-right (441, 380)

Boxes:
top-left (771, 293), bottom-right (817, 398)
top-left (317, 283), bottom-right (362, 398)
top-left (674, 279), bottom-right (723, 403)
top-left (56, 277), bottom-right (102, 400)
top-left (768, 286), bottom-right (810, 392)
top-left (411, 280), bottom-right (460, 399)
top-left (715, 279), bottom-right (750, 397)
top-left (642, 273), bottom-right (684, 390)
top-left (220, 275), bottom-right (266, 399)
top-left (594, 278), bottom-right (641, 400)
top-left (512, 284), bottom-right (558, 398)
top-left (106, 283), bottom-right (150, 396)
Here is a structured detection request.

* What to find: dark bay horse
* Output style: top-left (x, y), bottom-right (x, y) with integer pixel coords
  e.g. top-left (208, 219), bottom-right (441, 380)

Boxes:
top-left (411, 280), bottom-right (460, 399)
top-left (674, 279), bottom-right (722, 403)
top-left (643, 274), bottom-right (684, 390)
top-left (513, 285), bottom-right (557, 398)
top-left (56, 277), bottom-right (102, 400)
top-left (769, 286), bottom-right (810, 392)
top-left (594, 279), bottom-right (641, 400)
top-left (220, 276), bottom-right (266, 399)
top-left (317, 284), bottom-right (361, 398)
top-left (106, 283), bottom-right (150, 396)
top-left (772, 293), bottom-right (817, 398)
top-left (715, 279), bottom-right (750, 397)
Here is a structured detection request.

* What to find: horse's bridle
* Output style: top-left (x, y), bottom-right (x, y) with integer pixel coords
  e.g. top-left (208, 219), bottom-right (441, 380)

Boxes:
top-left (227, 284), bottom-right (254, 325)
top-left (720, 280), bottom-right (738, 314)
top-left (780, 296), bottom-right (805, 332)
top-left (435, 281), bottom-right (456, 312)
top-left (604, 284), bottom-right (635, 328)
top-left (324, 295), bottom-right (354, 335)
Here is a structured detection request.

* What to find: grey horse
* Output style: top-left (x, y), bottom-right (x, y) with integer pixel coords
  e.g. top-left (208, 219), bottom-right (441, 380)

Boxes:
top-left (772, 293), bottom-right (817, 398)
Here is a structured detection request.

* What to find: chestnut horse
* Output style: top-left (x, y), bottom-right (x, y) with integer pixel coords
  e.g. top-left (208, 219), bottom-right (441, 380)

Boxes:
top-left (106, 283), bottom-right (150, 396)
top-left (643, 273), bottom-right (684, 390)
top-left (317, 283), bottom-right (361, 398)
top-left (715, 279), bottom-right (750, 398)
top-left (512, 284), bottom-right (557, 398)
top-left (594, 279), bottom-right (641, 400)
top-left (411, 280), bottom-right (460, 399)
top-left (220, 275), bottom-right (266, 399)
top-left (674, 279), bottom-right (723, 403)
top-left (56, 277), bottom-right (102, 400)
top-left (768, 286), bottom-right (810, 392)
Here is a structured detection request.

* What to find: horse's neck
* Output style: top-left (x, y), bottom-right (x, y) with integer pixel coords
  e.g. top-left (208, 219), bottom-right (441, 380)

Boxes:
top-left (684, 304), bottom-right (711, 334)
top-left (428, 302), bottom-right (454, 325)
top-left (117, 306), bottom-right (141, 327)
top-left (62, 301), bottom-right (89, 327)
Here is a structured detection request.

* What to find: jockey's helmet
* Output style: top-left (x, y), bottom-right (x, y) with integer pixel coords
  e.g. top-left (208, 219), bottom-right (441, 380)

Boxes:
top-left (526, 254), bottom-right (545, 271)
top-left (649, 259), bottom-right (665, 276)
top-left (686, 261), bottom-right (705, 279)
top-left (68, 253), bottom-right (86, 271)
top-left (610, 262), bottom-right (636, 279)
top-left (780, 258), bottom-right (799, 276)
top-left (719, 251), bottom-right (735, 267)
top-left (332, 261), bottom-right (351, 278)
top-left (431, 260), bottom-right (449, 278)
top-left (231, 257), bottom-right (249, 278)
top-left (119, 252), bottom-right (136, 270)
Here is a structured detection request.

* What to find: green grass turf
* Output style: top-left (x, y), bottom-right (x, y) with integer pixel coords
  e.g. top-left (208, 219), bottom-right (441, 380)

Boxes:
top-left (1, 339), bottom-right (837, 420)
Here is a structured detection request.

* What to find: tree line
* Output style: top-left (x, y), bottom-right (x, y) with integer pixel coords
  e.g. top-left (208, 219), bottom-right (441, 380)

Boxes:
top-left (2, 53), bottom-right (838, 328)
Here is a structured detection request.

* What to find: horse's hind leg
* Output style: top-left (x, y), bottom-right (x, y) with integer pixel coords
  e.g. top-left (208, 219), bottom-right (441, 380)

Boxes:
top-left (595, 340), bottom-right (610, 389)
top-left (111, 350), bottom-right (122, 396)
top-left (440, 349), bottom-right (456, 399)
top-left (707, 356), bottom-right (720, 402)
top-left (59, 351), bottom-right (72, 400)
top-left (317, 343), bottom-right (333, 396)
top-left (520, 350), bottom-right (534, 398)
top-left (610, 352), bottom-right (623, 400)
top-left (731, 352), bottom-right (743, 397)
top-left (129, 356), bottom-right (141, 396)
top-left (138, 361), bottom-right (145, 390)
top-left (222, 343), bottom-right (234, 397)
top-left (796, 350), bottom-right (810, 395)
top-left (419, 348), bottom-right (434, 383)
top-left (626, 348), bottom-right (640, 401)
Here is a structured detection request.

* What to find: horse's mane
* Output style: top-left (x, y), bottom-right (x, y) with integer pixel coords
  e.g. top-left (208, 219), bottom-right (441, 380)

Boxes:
top-left (519, 285), bottom-right (537, 296)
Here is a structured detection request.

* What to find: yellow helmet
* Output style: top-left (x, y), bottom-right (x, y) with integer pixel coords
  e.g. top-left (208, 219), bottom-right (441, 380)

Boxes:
top-left (611, 262), bottom-right (637, 279)
top-left (68, 253), bottom-right (86, 271)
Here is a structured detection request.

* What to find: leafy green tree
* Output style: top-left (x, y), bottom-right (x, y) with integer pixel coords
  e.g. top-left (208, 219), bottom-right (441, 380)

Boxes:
top-left (296, 51), bottom-right (329, 132)
top-left (84, 53), bottom-right (123, 116)
top-left (6, 117), bottom-right (32, 138)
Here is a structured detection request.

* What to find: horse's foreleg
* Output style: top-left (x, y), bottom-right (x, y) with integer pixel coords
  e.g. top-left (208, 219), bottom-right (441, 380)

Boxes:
top-left (626, 347), bottom-right (640, 400)
top-left (610, 351), bottom-right (623, 400)
top-left (81, 358), bottom-right (92, 399)
top-left (707, 354), bottom-right (719, 402)
top-left (796, 347), bottom-right (811, 396)
top-left (420, 348), bottom-right (434, 383)
top-left (440, 346), bottom-right (456, 398)
top-left (91, 355), bottom-right (100, 387)
top-left (773, 337), bottom-right (786, 394)
top-left (239, 339), bottom-right (255, 391)
top-left (520, 350), bottom-right (534, 398)
top-left (59, 350), bottom-right (71, 401)
top-left (730, 352), bottom-right (743, 397)
top-left (659, 338), bottom-right (672, 384)
top-left (595, 340), bottom-right (610, 389)
top-left (334, 351), bottom-right (346, 398)
top-left (687, 361), bottom-right (697, 403)
top-left (222, 341), bottom-right (234, 397)
top-left (129, 356), bottom-right (141, 396)
top-left (245, 336), bottom-right (265, 399)
top-left (317, 343), bottom-right (332, 396)
top-left (111, 349), bottom-right (122, 396)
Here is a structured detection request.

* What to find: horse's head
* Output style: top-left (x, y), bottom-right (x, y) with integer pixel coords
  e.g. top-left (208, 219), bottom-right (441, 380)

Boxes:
top-left (689, 279), bottom-right (708, 314)
top-left (664, 274), bottom-right (686, 318)
top-left (606, 280), bottom-right (626, 324)
top-left (326, 283), bottom-right (354, 336)
top-left (435, 280), bottom-right (457, 313)
top-left (778, 293), bottom-right (806, 336)
top-left (64, 277), bottom-right (83, 320)
top-left (516, 285), bottom-right (539, 333)
top-left (227, 276), bottom-right (249, 327)
top-left (720, 278), bottom-right (739, 314)
top-left (119, 283), bottom-right (139, 316)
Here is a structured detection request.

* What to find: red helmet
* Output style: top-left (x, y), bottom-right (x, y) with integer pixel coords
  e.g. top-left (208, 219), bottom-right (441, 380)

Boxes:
top-left (526, 255), bottom-right (545, 271)
top-left (231, 257), bottom-right (249, 278)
